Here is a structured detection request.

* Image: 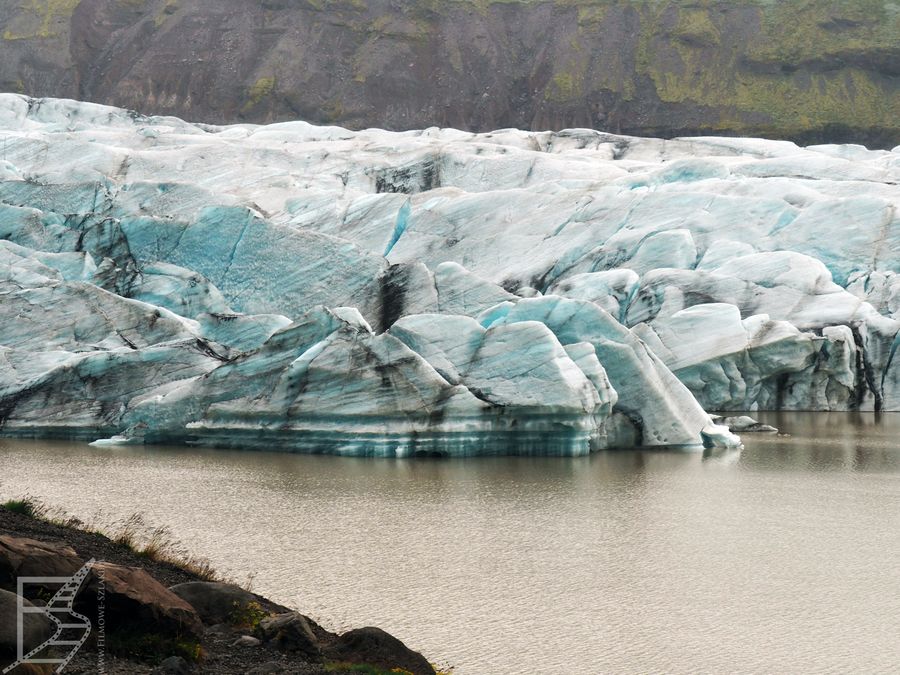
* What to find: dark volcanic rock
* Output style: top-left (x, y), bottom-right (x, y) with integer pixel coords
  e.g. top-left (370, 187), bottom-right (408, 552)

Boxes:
top-left (325, 627), bottom-right (435, 675)
top-left (0, 588), bottom-right (55, 669)
top-left (77, 562), bottom-right (203, 638)
top-left (0, 507), bottom-right (431, 674)
top-left (0, 534), bottom-right (84, 594)
top-left (0, 0), bottom-right (897, 147)
top-left (168, 581), bottom-right (289, 626)
top-left (257, 613), bottom-right (323, 663)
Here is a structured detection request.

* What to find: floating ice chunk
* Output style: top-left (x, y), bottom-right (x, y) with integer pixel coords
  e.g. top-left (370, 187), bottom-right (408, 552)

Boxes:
top-left (90, 435), bottom-right (141, 447)
top-left (710, 415), bottom-right (777, 433)
top-left (700, 423), bottom-right (743, 449)
top-left (99, 304), bottom-right (628, 455)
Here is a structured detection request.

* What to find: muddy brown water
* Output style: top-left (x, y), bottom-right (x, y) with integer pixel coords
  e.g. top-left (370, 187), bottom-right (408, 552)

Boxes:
top-left (1, 412), bottom-right (898, 673)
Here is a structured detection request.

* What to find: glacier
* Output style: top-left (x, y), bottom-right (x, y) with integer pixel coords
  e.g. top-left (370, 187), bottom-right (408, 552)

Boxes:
top-left (0, 95), bottom-right (898, 456)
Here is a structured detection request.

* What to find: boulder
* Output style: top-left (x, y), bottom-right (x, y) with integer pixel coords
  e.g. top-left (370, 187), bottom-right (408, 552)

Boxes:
top-left (256, 612), bottom-right (322, 662)
top-left (168, 581), bottom-right (285, 626)
top-left (0, 588), bottom-right (55, 669)
top-left (150, 655), bottom-right (193, 674)
top-left (205, 623), bottom-right (233, 637)
top-left (720, 415), bottom-right (779, 433)
top-left (0, 535), bottom-right (83, 594)
top-left (232, 635), bottom-right (261, 648)
top-left (325, 627), bottom-right (435, 675)
top-left (77, 563), bottom-right (203, 638)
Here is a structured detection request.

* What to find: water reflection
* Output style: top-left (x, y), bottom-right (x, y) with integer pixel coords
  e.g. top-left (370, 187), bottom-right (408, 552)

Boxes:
top-left (745, 411), bottom-right (900, 472)
top-left (701, 444), bottom-right (743, 465)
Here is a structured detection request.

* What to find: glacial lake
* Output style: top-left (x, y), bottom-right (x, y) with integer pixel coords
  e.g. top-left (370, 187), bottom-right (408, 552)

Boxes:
top-left (1, 412), bottom-right (899, 674)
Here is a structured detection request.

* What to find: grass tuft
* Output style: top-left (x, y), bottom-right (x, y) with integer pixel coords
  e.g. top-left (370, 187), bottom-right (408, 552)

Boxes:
top-left (1, 495), bottom-right (86, 529)
top-left (2, 496), bottom-right (219, 581)
top-left (108, 514), bottom-right (220, 581)
top-left (1, 497), bottom-right (43, 517)
top-left (112, 512), bottom-right (146, 550)
top-left (228, 600), bottom-right (268, 631)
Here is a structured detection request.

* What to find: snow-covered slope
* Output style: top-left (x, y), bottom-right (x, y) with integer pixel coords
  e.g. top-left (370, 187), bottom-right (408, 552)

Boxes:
top-left (1, 96), bottom-right (898, 454)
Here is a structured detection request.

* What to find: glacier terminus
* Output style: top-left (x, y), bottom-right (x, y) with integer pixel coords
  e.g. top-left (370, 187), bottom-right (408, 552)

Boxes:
top-left (1, 95), bottom-right (898, 456)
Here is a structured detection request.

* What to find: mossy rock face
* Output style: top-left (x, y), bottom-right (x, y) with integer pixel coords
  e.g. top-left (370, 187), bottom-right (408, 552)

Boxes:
top-left (1, 0), bottom-right (898, 146)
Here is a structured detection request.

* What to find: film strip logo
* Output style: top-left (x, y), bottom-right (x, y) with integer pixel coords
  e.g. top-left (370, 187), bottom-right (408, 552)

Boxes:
top-left (3, 559), bottom-right (95, 674)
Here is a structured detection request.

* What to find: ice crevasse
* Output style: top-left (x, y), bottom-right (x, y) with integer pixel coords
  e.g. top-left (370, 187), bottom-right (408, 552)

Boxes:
top-left (1, 96), bottom-right (898, 455)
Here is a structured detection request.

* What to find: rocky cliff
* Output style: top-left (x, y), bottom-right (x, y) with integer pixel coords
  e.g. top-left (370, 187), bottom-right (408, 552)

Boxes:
top-left (1, 0), bottom-right (899, 145)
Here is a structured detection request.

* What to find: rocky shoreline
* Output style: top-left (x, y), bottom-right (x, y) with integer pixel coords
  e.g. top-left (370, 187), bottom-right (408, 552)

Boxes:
top-left (0, 504), bottom-right (438, 675)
